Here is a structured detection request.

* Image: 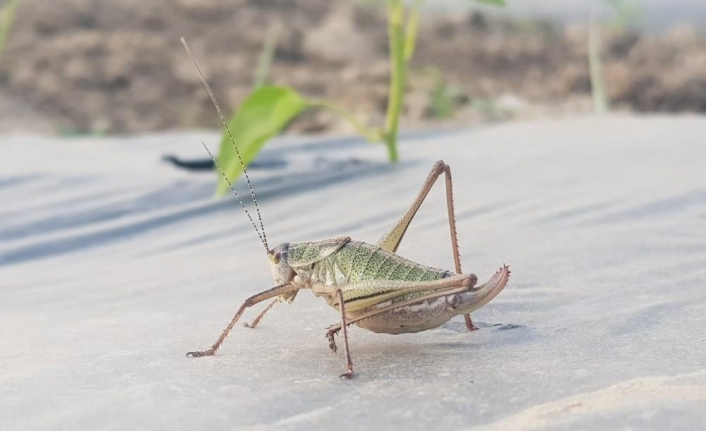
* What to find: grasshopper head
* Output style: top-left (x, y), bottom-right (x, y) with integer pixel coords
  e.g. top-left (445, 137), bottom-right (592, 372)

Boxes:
top-left (268, 243), bottom-right (295, 284)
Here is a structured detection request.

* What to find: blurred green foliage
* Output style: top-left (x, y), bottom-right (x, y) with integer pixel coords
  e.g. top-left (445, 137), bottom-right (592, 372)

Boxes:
top-left (0, 0), bottom-right (20, 61)
top-left (425, 68), bottom-right (468, 120)
top-left (589, 0), bottom-right (642, 114)
top-left (253, 23), bottom-right (281, 89)
top-left (215, 0), bottom-right (505, 196)
top-left (216, 87), bottom-right (307, 196)
top-left (603, 0), bottom-right (642, 30)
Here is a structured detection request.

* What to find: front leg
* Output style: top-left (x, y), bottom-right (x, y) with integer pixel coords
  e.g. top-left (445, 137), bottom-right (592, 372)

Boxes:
top-left (243, 298), bottom-right (278, 328)
top-left (186, 282), bottom-right (297, 357)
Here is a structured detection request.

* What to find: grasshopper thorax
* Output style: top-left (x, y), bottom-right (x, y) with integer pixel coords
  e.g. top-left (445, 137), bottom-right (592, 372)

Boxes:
top-left (268, 243), bottom-right (295, 285)
top-left (267, 237), bottom-right (352, 287)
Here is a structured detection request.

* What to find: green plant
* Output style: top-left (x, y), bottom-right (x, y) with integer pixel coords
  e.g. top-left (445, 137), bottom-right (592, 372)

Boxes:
top-left (604, 0), bottom-right (642, 30)
top-left (214, 0), bottom-right (505, 196)
top-left (424, 67), bottom-right (468, 120)
top-left (588, 4), bottom-right (608, 115)
top-left (588, 0), bottom-right (641, 115)
top-left (0, 0), bottom-right (20, 61)
top-left (253, 22), bottom-right (281, 89)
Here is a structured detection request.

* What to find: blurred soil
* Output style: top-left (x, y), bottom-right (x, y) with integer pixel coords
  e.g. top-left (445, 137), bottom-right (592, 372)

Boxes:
top-left (0, 0), bottom-right (705, 135)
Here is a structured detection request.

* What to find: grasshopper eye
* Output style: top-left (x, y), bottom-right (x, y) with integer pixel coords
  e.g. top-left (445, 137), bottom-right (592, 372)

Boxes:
top-left (268, 243), bottom-right (290, 265)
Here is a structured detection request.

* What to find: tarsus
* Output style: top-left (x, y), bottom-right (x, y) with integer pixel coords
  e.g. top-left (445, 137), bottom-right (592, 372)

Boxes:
top-left (181, 37), bottom-right (269, 252)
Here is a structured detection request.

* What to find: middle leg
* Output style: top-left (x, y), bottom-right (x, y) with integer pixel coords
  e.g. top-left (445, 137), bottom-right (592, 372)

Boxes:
top-left (334, 288), bottom-right (355, 379)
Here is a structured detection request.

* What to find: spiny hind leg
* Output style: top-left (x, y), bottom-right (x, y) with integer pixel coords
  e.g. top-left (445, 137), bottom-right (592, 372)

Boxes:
top-left (324, 273), bottom-right (478, 353)
top-left (375, 160), bottom-right (475, 331)
top-left (377, 161), bottom-right (453, 254)
top-left (324, 287), bottom-right (470, 353)
top-left (347, 268), bottom-right (507, 330)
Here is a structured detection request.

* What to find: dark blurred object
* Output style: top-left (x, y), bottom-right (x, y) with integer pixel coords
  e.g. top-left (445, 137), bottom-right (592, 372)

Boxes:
top-left (162, 155), bottom-right (213, 171)
top-left (0, 0), bottom-right (705, 135)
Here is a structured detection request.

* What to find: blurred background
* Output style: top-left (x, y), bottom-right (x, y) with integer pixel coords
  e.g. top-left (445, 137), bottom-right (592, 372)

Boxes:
top-left (3, 3), bottom-right (706, 428)
top-left (0, 0), bottom-right (704, 137)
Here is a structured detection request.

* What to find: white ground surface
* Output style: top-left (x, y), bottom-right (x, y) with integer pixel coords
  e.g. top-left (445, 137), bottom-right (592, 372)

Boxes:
top-left (1, 116), bottom-right (705, 430)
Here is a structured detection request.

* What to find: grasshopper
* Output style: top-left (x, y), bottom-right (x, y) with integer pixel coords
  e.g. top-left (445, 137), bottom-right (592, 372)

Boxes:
top-left (181, 39), bottom-right (510, 379)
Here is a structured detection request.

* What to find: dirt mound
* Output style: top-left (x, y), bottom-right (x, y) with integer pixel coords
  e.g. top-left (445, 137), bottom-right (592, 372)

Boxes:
top-left (0, 0), bottom-right (704, 134)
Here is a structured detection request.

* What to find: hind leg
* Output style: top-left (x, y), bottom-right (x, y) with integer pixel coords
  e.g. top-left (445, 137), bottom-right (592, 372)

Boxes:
top-left (376, 160), bottom-right (476, 330)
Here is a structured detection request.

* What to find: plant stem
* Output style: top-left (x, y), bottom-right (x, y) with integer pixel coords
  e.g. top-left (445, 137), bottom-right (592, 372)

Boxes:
top-left (383, 0), bottom-right (406, 163)
top-left (588, 4), bottom-right (609, 114)
top-left (253, 22), bottom-right (281, 89)
top-left (308, 99), bottom-right (382, 143)
top-left (403, 0), bottom-right (422, 61)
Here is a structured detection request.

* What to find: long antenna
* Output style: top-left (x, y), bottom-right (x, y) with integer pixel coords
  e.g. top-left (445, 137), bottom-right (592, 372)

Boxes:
top-left (200, 142), bottom-right (268, 252)
top-left (181, 37), bottom-right (269, 252)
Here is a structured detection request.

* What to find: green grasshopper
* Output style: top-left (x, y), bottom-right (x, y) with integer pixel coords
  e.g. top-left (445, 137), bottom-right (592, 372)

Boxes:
top-left (181, 39), bottom-right (510, 379)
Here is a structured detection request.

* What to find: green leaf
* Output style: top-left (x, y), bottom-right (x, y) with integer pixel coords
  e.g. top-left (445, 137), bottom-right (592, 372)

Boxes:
top-left (216, 86), bottom-right (306, 196)
top-left (472, 0), bottom-right (505, 6)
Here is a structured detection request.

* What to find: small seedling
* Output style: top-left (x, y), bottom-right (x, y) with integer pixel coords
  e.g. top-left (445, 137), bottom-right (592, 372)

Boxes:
top-left (588, 0), bottom-right (642, 114)
top-left (211, 0), bottom-right (506, 196)
top-left (425, 67), bottom-right (468, 119)
top-left (182, 38), bottom-right (510, 379)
